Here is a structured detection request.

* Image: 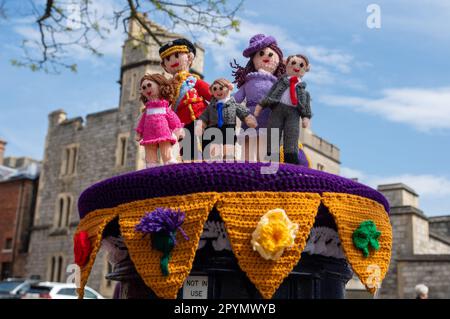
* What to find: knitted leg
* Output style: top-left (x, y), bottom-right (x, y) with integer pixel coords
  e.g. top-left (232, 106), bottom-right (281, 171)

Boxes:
top-left (283, 106), bottom-right (300, 164)
top-left (266, 105), bottom-right (284, 161)
top-left (144, 144), bottom-right (159, 167)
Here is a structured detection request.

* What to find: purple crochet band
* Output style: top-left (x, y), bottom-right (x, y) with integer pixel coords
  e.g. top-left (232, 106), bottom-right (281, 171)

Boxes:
top-left (77, 162), bottom-right (390, 219)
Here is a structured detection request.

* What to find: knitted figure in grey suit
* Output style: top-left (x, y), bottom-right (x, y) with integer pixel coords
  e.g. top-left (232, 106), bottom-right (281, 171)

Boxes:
top-left (255, 54), bottom-right (312, 164)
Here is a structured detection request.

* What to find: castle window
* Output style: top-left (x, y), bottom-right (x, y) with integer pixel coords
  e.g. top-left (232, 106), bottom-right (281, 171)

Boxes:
top-left (115, 133), bottom-right (129, 167)
top-left (49, 255), bottom-right (64, 282)
top-left (54, 194), bottom-right (73, 229)
top-left (317, 163), bottom-right (325, 171)
top-left (129, 72), bottom-right (137, 100)
top-left (3, 238), bottom-right (13, 251)
top-left (61, 144), bottom-right (79, 176)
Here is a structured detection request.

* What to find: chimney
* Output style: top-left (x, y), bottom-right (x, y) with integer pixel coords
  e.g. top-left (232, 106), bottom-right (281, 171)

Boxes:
top-left (0, 139), bottom-right (6, 166)
top-left (378, 183), bottom-right (419, 208)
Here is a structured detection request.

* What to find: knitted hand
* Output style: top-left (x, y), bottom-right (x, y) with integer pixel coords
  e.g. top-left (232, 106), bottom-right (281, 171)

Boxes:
top-left (244, 115), bottom-right (258, 128)
top-left (135, 133), bottom-right (142, 142)
top-left (302, 118), bottom-right (310, 129)
top-left (174, 128), bottom-right (185, 140)
top-left (254, 104), bottom-right (263, 117)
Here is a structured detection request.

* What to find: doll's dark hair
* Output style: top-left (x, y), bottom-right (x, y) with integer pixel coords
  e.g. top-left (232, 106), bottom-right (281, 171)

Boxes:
top-left (139, 73), bottom-right (174, 104)
top-left (230, 43), bottom-right (286, 88)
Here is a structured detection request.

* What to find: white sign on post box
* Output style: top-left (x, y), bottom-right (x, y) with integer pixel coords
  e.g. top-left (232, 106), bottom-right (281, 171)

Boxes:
top-left (182, 276), bottom-right (208, 299)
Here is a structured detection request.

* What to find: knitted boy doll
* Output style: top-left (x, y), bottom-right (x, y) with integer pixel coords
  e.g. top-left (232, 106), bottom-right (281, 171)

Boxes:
top-left (255, 54), bottom-right (312, 164)
top-left (195, 78), bottom-right (257, 160)
top-left (159, 38), bottom-right (212, 161)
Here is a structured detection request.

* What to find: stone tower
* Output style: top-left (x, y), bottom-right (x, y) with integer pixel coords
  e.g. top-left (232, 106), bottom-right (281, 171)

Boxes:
top-left (25, 17), bottom-right (205, 297)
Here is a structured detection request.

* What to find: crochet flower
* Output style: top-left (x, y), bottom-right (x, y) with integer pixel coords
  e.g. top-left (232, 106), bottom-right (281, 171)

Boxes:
top-left (251, 208), bottom-right (298, 261)
top-left (74, 231), bottom-right (92, 267)
top-left (135, 208), bottom-right (189, 276)
top-left (352, 220), bottom-right (381, 258)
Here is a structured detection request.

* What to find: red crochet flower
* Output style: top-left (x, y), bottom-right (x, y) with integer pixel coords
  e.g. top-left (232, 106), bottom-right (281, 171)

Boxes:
top-left (74, 231), bottom-right (92, 267)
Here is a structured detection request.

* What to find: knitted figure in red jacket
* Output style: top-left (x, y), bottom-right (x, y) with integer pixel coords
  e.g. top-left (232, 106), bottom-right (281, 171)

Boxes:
top-left (135, 74), bottom-right (184, 168)
top-left (159, 39), bottom-right (211, 160)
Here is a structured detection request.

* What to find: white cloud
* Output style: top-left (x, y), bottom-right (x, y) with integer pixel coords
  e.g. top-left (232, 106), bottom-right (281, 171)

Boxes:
top-left (320, 87), bottom-right (450, 132)
top-left (341, 167), bottom-right (450, 216)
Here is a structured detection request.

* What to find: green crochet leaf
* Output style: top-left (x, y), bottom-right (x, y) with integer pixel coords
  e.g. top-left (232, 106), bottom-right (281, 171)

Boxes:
top-left (352, 220), bottom-right (381, 258)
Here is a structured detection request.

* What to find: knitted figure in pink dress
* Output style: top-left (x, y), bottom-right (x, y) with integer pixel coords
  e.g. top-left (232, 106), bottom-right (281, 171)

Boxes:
top-left (135, 74), bottom-right (184, 167)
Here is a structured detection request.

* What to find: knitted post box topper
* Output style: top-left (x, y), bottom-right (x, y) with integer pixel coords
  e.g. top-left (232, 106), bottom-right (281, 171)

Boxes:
top-left (195, 78), bottom-right (257, 160)
top-left (135, 73), bottom-right (184, 168)
top-left (255, 54), bottom-right (312, 165)
top-left (159, 38), bottom-right (211, 161)
top-left (75, 162), bottom-right (392, 299)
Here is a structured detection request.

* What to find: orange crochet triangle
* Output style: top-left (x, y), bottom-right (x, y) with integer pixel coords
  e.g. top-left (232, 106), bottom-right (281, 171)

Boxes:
top-left (119, 193), bottom-right (218, 299)
top-left (76, 208), bottom-right (120, 299)
top-left (322, 193), bottom-right (392, 294)
top-left (216, 192), bottom-right (321, 299)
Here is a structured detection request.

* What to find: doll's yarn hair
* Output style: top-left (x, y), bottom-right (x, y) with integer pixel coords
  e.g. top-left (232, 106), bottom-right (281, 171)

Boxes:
top-left (139, 73), bottom-right (174, 105)
top-left (286, 54), bottom-right (311, 72)
top-left (210, 78), bottom-right (233, 91)
top-left (230, 43), bottom-right (286, 88)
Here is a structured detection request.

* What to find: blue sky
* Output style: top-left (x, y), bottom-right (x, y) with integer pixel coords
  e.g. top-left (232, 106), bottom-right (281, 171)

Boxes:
top-left (1, 0), bottom-right (449, 216)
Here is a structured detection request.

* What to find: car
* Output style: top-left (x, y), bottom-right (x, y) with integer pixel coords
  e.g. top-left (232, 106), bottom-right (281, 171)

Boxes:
top-left (21, 282), bottom-right (105, 299)
top-left (0, 278), bottom-right (38, 299)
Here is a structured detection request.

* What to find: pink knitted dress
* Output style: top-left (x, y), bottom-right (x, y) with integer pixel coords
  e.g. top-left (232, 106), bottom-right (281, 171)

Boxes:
top-left (136, 99), bottom-right (183, 145)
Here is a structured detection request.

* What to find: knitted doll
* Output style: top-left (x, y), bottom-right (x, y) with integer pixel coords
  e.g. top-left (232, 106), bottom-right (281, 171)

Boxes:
top-left (135, 74), bottom-right (184, 167)
top-left (195, 78), bottom-right (257, 160)
top-left (231, 34), bottom-right (286, 162)
top-left (159, 38), bottom-right (212, 161)
top-left (255, 54), bottom-right (312, 164)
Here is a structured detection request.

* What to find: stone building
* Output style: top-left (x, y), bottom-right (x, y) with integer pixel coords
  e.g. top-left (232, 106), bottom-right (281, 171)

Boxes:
top-left (24, 17), bottom-right (340, 297)
top-left (0, 140), bottom-right (40, 279)
top-left (376, 183), bottom-right (450, 299)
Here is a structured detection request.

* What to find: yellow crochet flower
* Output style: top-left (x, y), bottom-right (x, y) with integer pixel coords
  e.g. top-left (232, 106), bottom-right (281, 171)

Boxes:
top-left (251, 208), bottom-right (299, 261)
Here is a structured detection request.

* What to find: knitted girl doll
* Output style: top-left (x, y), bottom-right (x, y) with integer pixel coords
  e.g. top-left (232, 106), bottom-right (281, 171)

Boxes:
top-left (195, 78), bottom-right (257, 160)
top-left (135, 74), bottom-right (184, 167)
top-left (231, 34), bottom-right (285, 162)
top-left (255, 54), bottom-right (312, 164)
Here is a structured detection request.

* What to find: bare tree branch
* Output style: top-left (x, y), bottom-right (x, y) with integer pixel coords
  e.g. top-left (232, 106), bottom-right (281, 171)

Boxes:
top-left (7, 0), bottom-right (243, 73)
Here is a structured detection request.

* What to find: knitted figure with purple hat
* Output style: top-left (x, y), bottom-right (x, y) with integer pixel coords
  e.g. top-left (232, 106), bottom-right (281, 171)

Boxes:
top-left (231, 34), bottom-right (286, 162)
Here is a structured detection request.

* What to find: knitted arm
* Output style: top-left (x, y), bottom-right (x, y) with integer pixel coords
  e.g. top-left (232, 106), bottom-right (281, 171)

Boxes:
top-left (259, 80), bottom-right (279, 108)
top-left (195, 79), bottom-right (212, 102)
top-left (136, 112), bottom-right (146, 134)
top-left (235, 103), bottom-right (251, 122)
top-left (198, 104), bottom-right (210, 125)
top-left (233, 86), bottom-right (246, 103)
top-left (166, 106), bottom-right (183, 130)
top-left (299, 90), bottom-right (312, 119)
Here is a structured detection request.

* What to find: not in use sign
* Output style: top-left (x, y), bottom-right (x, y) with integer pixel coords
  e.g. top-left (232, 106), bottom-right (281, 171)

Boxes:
top-left (182, 276), bottom-right (208, 299)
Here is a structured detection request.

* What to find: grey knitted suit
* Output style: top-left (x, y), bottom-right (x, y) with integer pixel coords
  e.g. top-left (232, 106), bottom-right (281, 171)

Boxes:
top-left (260, 75), bottom-right (312, 164)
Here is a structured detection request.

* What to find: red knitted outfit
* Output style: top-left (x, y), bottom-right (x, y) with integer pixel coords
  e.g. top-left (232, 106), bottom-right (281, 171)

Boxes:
top-left (174, 77), bottom-right (211, 125)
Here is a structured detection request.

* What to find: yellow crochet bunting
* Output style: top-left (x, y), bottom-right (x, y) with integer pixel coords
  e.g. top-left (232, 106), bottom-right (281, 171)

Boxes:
top-left (322, 193), bottom-right (392, 294)
top-left (75, 208), bottom-right (120, 299)
top-left (216, 192), bottom-right (321, 299)
top-left (118, 193), bottom-right (218, 299)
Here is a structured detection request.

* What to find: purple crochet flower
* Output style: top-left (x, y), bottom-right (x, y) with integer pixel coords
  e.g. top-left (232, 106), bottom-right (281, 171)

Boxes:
top-left (135, 207), bottom-right (189, 244)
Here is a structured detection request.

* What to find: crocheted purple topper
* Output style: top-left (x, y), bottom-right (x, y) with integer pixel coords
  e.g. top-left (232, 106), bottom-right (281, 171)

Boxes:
top-left (78, 162), bottom-right (390, 219)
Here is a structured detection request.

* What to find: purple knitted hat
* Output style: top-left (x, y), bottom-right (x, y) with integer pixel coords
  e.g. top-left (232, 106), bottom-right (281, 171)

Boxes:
top-left (243, 34), bottom-right (278, 58)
